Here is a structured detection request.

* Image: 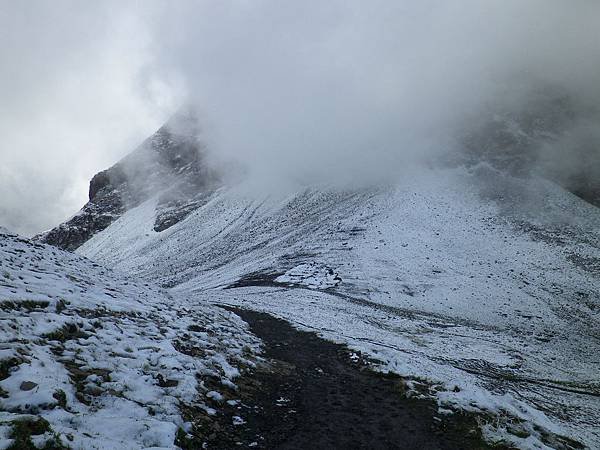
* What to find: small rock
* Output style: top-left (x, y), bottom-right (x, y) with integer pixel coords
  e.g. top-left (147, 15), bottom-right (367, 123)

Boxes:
top-left (20, 381), bottom-right (38, 391)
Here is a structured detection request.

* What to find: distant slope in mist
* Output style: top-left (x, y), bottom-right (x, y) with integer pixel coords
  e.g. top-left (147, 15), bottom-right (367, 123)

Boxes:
top-left (462, 86), bottom-right (600, 207)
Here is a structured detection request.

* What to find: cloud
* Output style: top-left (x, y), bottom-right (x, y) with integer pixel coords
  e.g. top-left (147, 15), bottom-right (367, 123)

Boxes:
top-left (0, 1), bottom-right (183, 235)
top-left (1, 1), bottom-right (599, 235)
top-left (150, 0), bottom-right (600, 187)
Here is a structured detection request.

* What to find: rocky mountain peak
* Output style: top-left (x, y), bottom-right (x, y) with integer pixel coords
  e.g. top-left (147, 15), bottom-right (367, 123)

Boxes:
top-left (37, 107), bottom-right (219, 250)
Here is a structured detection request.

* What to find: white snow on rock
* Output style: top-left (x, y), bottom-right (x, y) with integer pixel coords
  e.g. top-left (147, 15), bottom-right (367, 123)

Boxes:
top-left (0, 230), bottom-right (260, 449)
top-left (274, 263), bottom-right (341, 289)
top-left (78, 167), bottom-right (600, 449)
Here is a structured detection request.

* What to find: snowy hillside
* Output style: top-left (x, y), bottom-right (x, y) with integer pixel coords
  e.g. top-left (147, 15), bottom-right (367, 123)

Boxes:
top-left (78, 166), bottom-right (600, 449)
top-left (0, 228), bottom-right (260, 449)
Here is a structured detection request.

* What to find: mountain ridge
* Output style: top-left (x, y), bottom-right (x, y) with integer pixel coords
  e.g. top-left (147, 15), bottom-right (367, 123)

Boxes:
top-left (36, 108), bottom-right (218, 250)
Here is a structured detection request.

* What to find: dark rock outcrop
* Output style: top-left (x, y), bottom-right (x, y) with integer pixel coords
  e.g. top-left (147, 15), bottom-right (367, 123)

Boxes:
top-left (37, 108), bottom-right (219, 251)
top-left (153, 191), bottom-right (213, 233)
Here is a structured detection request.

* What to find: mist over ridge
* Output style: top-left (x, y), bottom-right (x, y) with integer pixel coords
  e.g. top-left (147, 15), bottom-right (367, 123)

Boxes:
top-left (160, 0), bottom-right (600, 192)
top-left (1, 0), bottom-right (599, 234)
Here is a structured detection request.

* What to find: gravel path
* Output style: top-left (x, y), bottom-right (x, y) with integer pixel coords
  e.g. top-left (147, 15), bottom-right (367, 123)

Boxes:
top-left (203, 307), bottom-right (506, 450)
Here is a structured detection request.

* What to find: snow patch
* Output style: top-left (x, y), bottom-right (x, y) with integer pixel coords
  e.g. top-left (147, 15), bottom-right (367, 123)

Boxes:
top-left (275, 263), bottom-right (341, 289)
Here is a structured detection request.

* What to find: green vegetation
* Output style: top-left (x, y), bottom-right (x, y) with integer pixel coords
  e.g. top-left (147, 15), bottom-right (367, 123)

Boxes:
top-left (0, 300), bottom-right (49, 312)
top-left (0, 357), bottom-right (23, 381)
top-left (7, 417), bottom-right (69, 450)
top-left (43, 324), bottom-right (88, 343)
top-left (52, 390), bottom-right (67, 409)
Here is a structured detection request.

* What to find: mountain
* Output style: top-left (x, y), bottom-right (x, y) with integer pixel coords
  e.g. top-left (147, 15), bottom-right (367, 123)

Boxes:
top-left (36, 108), bottom-right (218, 251)
top-left (31, 105), bottom-right (600, 448)
top-left (39, 89), bottom-right (600, 254)
top-left (75, 164), bottom-right (600, 448)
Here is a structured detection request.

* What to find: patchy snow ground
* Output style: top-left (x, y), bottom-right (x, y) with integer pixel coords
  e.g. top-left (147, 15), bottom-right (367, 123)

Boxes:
top-left (79, 167), bottom-right (600, 449)
top-left (0, 229), bottom-right (260, 449)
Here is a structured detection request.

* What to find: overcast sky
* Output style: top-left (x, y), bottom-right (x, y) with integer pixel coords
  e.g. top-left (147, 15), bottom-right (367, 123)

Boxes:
top-left (1, 1), bottom-right (599, 236)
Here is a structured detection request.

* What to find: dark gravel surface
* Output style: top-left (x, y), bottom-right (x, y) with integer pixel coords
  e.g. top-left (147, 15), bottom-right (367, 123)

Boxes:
top-left (191, 307), bottom-right (506, 450)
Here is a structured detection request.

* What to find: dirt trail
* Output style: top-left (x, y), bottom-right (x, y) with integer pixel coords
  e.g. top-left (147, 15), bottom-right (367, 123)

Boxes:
top-left (186, 307), bottom-right (506, 450)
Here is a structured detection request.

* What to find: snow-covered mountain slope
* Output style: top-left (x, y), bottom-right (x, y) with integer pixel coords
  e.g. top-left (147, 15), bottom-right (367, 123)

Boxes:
top-left (78, 166), bottom-right (600, 449)
top-left (0, 228), bottom-right (259, 449)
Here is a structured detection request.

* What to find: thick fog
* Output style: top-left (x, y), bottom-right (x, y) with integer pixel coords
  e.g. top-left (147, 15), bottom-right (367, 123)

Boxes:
top-left (0, 1), bottom-right (183, 236)
top-left (1, 1), bottom-right (599, 235)
top-left (162, 1), bottom-right (600, 186)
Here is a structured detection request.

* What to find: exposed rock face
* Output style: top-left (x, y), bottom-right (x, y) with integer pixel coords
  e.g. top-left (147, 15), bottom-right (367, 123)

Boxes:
top-left (37, 109), bottom-right (218, 250)
top-left (153, 191), bottom-right (213, 233)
